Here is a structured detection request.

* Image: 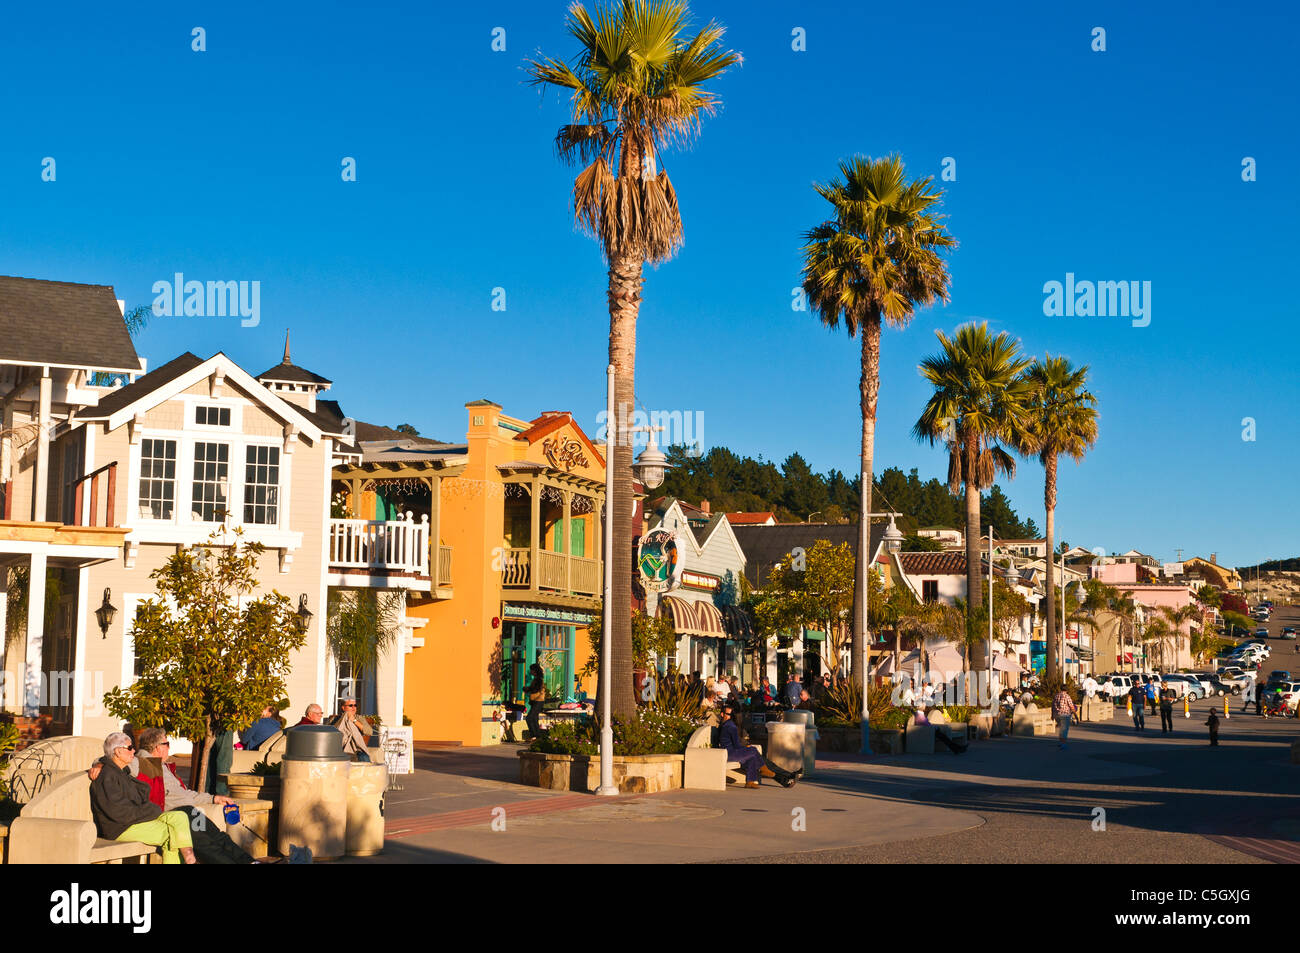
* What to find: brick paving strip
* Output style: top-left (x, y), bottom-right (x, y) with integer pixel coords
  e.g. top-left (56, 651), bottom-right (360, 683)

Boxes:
top-left (385, 792), bottom-right (650, 838)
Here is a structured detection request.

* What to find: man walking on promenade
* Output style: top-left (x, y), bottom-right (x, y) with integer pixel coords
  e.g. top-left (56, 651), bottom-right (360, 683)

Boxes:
top-left (1159, 688), bottom-right (1175, 734)
top-left (1052, 687), bottom-right (1077, 750)
top-left (1129, 682), bottom-right (1146, 731)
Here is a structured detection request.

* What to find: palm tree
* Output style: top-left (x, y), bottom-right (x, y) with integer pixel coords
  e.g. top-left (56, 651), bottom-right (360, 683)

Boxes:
top-left (1154, 604), bottom-right (1200, 671)
top-left (528, 1), bottom-right (739, 719)
top-left (914, 323), bottom-right (1033, 632)
top-left (1018, 356), bottom-right (1098, 682)
top-left (801, 155), bottom-right (954, 688)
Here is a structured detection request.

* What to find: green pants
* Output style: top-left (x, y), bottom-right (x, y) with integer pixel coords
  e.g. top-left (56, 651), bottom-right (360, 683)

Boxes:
top-left (117, 810), bottom-right (194, 864)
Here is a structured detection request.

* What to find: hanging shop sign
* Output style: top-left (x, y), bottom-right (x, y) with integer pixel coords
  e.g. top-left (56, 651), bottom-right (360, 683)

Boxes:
top-left (637, 528), bottom-right (684, 594)
top-left (680, 570), bottom-right (720, 592)
top-left (502, 604), bottom-right (595, 625)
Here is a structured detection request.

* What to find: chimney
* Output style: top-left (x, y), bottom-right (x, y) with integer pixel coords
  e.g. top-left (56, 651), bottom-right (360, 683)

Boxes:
top-left (1210, 553), bottom-right (1217, 565)
top-left (700, 499), bottom-right (711, 515)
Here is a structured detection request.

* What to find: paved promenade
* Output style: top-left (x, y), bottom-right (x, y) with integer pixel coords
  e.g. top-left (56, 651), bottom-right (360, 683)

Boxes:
top-left (356, 698), bottom-right (1299, 864)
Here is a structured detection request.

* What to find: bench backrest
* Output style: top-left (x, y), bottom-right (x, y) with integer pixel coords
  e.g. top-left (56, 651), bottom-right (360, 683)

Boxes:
top-left (686, 725), bottom-right (714, 749)
top-left (22, 769), bottom-right (94, 823)
top-left (3, 736), bottom-right (103, 805)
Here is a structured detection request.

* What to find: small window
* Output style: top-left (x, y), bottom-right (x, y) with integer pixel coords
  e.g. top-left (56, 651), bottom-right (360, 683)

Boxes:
top-left (195, 405), bottom-right (231, 427)
top-left (922, 579), bottom-right (939, 603)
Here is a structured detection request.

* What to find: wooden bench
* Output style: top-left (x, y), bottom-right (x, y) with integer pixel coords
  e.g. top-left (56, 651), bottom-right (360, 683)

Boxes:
top-left (7, 766), bottom-right (273, 863)
top-left (683, 725), bottom-right (762, 790)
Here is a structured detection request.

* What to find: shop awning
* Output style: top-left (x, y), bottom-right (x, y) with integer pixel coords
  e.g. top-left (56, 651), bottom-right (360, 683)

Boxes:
top-left (694, 601), bottom-right (726, 638)
top-left (720, 605), bottom-right (755, 641)
top-left (657, 595), bottom-right (697, 634)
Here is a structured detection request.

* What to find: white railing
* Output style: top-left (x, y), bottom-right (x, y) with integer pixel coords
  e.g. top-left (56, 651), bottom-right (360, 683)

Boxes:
top-left (329, 513), bottom-right (429, 575)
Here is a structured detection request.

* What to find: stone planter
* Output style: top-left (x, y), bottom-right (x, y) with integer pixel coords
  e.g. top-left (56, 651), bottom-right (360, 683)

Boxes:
top-left (518, 751), bottom-right (683, 794)
top-left (871, 728), bottom-right (903, 755)
top-left (221, 772), bottom-right (281, 849)
top-left (815, 726), bottom-right (858, 752)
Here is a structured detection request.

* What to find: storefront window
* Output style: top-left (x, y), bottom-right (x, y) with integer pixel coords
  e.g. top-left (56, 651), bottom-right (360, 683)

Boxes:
top-left (537, 624), bottom-right (571, 699)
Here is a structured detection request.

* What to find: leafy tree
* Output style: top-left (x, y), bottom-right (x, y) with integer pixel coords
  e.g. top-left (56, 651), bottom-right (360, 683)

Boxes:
top-left (326, 588), bottom-right (405, 703)
top-left (1195, 585), bottom-right (1221, 610)
top-left (103, 534), bottom-right (306, 793)
top-left (582, 606), bottom-right (677, 678)
top-left (1220, 592), bottom-right (1248, 616)
top-left (1015, 355), bottom-right (1098, 681)
top-left (914, 323), bottom-right (1033, 632)
top-left (528, 1), bottom-right (739, 720)
top-left (393, 424), bottom-right (419, 436)
top-left (902, 534), bottom-right (943, 552)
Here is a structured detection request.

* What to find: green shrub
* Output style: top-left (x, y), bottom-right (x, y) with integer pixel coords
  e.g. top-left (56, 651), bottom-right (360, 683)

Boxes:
top-left (0, 721), bottom-right (20, 801)
top-left (533, 719), bottom-right (597, 756)
top-left (251, 760), bottom-right (281, 776)
top-left (869, 707), bottom-right (913, 731)
top-left (941, 705), bottom-right (978, 723)
top-left (531, 710), bottom-right (695, 757)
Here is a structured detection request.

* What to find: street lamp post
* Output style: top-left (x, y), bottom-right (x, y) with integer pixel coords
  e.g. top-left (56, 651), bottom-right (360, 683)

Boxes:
top-left (860, 513), bottom-right (905, 755)
top-left (597, 369), bottom-right (669, 797)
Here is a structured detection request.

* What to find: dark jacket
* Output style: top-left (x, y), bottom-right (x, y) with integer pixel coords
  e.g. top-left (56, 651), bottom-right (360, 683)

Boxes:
top-left (717, 719), bottom-right (744, 755)
top-left (89, 758), bottom-right (161, 840)
top-left (241, 716), bottom-right (282, 751)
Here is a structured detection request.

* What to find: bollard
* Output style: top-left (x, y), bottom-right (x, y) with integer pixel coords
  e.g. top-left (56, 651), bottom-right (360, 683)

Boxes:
top-left (1224, 697), bottom-right (1230, 720)
top-left (1126, 696), bottom-right (1132, 716)
top-left (1184, 695), bottom-right (1190, 718)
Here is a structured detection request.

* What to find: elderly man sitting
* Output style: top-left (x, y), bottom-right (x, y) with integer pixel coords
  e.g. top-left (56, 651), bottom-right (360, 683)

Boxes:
top-left (329, 698), bottom-right (372, 761)
top-left (88, 731), bottom-right (196, 865)
top-left (295, 703), bottom-right (324, 727)
top-left (134, 727), bottom-right (260, 864)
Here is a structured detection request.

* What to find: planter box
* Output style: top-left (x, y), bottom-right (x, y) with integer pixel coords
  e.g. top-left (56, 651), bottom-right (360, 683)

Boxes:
top-left (815, 726), bottom-right (859, 752)
top-left (871, 728), bottom-right (902, 755)
top-left (221, 773), bottom-right (280, 851)
top-left (517, 751), bottom-right (683, 794)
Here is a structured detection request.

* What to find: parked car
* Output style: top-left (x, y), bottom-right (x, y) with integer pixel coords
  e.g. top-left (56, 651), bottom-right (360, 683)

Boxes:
top-left (1255, 628), bottom-right (1271, 640)
top-left (1268, 670), bottom-right (1292, 682)
top-left (1159, 675), bottom-right (1193, 699)
top-left (1188, 673), bottom-right (1223, 696)
top-left (1281, 627), bottom-right (1297, 640)
top-left (1215, 670), bottom-right (1250, 693)
top-left (1097, 674), bottom-right (1133, 699)
top-left (1262, 681), bottom-right (1300, 715)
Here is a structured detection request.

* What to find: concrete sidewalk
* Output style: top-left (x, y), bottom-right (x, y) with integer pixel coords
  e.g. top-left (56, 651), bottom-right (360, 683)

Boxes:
top-left (350, 717), bottom-right (1287, 864)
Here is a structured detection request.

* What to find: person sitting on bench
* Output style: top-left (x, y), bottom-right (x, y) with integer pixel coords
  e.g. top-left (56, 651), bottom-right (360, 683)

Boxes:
top-left (718, 703), bottom-right (800, 788)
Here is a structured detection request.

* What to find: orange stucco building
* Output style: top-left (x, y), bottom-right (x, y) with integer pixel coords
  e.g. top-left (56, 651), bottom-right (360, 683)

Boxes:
top-left (402, 401), bottom-right (605, 745)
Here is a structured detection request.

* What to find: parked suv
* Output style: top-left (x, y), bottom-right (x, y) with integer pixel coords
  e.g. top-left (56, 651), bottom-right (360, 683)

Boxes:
top-left (1097, 674), bottom-right (1133, 699)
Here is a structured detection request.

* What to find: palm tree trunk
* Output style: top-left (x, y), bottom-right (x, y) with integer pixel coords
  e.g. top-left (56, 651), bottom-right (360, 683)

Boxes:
top-left (607, 253), bottom-right (643, 721)
top-left (855, 314), bottom-right (881, 679)
top-left (1044, 454), bottom-right (1058, 681)
top-left (963, 440), bottom-right (982, 629)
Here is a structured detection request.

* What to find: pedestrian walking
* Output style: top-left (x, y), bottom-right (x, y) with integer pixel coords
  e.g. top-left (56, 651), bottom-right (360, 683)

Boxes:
top-left (1052, 687), bottom-right (1077, 750)
top-left (524, 663), bottom-right (545, 742)
top-left (1129, 682), bottom-right (1146, 731)
top-left (1205, 709), bottom-right (1220, 746)
top-left (1159, 689), bottom-right (1175, 734)
top-left (1242, 679), bottom-right (1255, 713)
top-left (1146, 678), bottom-right (1158, 715)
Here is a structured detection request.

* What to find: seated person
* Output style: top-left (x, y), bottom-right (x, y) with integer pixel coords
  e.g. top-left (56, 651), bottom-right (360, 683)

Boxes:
top-left (111, 727), bottom-right (260, 864)
top-left (795, 689), bottom-right (815, 711)
top-left (329, 698), bottom-right (373, 761)
top-left (717, 703), bottom-right (799, 789)
top-left (241, 705), bottom-right (283, 751)
top-left (88, 731), bottom-right (196, 865)
top-left (295, 703), bottom-right (324, 727)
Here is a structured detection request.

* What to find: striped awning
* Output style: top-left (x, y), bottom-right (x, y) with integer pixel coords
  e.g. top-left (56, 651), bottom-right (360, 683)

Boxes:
top-left (694, 601), bottom-right (726, 638)
top-left (720, 605), bottom-right (755, 641)
top-left (657, 595), bottom-right (697, 633)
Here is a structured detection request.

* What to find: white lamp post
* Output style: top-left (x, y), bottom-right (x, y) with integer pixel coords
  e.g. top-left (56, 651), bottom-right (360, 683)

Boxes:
top-left (860, 513), bottom-right (905, 755)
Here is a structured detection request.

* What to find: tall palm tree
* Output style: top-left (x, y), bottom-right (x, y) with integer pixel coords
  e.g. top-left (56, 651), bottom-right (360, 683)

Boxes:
top-left (1155, 604), bottom-right (1200, 671)
top-left (528, 1), bottom-right (739, 718)
top-left (1018, 356), bottom-right (1098, 681)
top-left (914, 323), bottom-right (1033, 634)
top-left (800, 155), bottom-right (954, 693)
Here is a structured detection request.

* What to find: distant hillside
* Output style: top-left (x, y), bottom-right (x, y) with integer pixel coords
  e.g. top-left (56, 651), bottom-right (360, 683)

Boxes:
top-left (660, 446), bottom-right (1039, 538)
top-left (1238, 557), bottom-right (1300, 573)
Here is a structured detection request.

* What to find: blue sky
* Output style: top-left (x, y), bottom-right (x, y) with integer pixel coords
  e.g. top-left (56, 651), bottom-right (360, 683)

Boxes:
top-left (1, 1), bottom-right (1295, 567)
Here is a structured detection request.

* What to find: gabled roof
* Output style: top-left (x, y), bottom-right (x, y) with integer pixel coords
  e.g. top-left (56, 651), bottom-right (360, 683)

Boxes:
top-left (352, 420), bottom-right (443, 444)
top-left (79, 352), bottom-right (204, 419)
top-left (732, 522), bottom-right (886, 590)
top-left (725, 512), bottom-right (776, 525)
top-left (0, 276), bottom-right (140, 372)
top-left (896, 551), bottom-right (968, 576)
top-left (515, 411), bottom-right (606, 468)
top-left (73, 351), bottom-right (324, 441)
top-left (256, 362), bottom-right (331, 386)
top-left (644, 498), bottom-right (746, 571)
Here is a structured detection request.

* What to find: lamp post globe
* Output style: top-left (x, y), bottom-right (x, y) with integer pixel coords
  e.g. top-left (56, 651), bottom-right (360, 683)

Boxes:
top-left (632, 437), bottom-right (670, 491)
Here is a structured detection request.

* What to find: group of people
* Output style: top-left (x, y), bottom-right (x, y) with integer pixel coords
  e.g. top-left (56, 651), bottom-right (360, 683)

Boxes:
top-left (86, 699), bottom-right (377, 864)
top-left (684, 670), bottom-right (832, 716)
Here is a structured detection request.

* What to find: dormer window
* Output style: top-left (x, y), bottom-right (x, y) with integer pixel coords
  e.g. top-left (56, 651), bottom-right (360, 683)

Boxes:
top-left (195, 405), bottom-right (231, 427)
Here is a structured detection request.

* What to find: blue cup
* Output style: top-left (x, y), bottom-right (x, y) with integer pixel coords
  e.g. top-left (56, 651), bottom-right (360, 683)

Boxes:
top-left (223, 803), bottom-right (241, 825)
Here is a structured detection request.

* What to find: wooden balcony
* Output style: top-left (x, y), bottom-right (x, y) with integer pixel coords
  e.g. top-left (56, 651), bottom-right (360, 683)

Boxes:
top-left (501, 546), bottom-right (601, 598)
top-left (70, 462), bottom-right (118, 527)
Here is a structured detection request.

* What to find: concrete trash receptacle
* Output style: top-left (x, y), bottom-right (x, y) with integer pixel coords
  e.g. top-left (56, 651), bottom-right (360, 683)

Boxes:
top-left (781, 710), bottom-right (818, 777)
top-left (764, 721), bottom-right (805, 775)
top-left (277, 726), bottom-right (350, 860)
top-left (346, 761), bottom-right (389, 856)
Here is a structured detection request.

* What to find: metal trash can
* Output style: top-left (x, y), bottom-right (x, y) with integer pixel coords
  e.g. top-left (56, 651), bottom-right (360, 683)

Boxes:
top-left (781, 710), bottom-right (819, 777)
top-left (277, 726), bottom-right (350, 860)
top-left (764, 721), bottom-right (805, 776)
top-left (346, 760), bottom-right (389, 857)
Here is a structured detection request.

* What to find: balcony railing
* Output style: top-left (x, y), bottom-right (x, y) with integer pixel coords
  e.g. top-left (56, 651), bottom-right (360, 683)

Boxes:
top-left (329, 513), bottom-right (429, 575)
top-left (501, 547), bottom-right (601, 598)
top-left (70, 463), bottom-right (118, 527)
